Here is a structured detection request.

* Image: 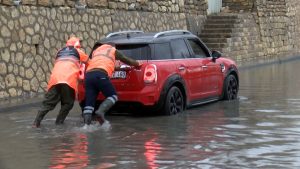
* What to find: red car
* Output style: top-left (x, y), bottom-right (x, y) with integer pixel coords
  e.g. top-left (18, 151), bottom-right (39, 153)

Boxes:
top-left (78, 30), bottom-right (239, 115)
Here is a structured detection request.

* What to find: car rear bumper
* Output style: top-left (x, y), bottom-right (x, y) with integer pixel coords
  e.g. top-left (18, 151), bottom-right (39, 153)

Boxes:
top-left (116, 85), bottom-right (160, 106)
top-left (79, 83), bottom-right (161, 106)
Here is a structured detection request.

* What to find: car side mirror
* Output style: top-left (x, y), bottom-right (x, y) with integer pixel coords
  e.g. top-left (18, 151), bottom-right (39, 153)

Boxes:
top-left (212, 50), bottom-right (222, 61)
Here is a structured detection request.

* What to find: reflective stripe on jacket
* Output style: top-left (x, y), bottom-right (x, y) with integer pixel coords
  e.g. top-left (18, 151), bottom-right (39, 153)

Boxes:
top-left (47, 46), bottom-right (83, 92)
top-left (86, 44), bottom-right (116, 77)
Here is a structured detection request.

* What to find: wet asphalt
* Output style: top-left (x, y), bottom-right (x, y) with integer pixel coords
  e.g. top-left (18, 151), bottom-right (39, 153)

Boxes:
top-left (1, 58), bottom-right (300, 169)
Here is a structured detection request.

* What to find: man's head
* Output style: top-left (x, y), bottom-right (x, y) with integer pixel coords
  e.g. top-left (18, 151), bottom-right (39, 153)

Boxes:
top-left (66, 37), bottom-right (81, 48)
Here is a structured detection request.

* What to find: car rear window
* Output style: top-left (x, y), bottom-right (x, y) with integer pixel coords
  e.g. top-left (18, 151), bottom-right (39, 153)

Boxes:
top-left (153, 43), bottom-right (172, 60)
top-left (116, 44), bottom-right (150, 60)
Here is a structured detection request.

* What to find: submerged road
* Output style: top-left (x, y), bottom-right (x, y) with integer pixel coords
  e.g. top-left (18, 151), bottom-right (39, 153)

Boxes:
top-left (1, 59), bottom-right (300, 168)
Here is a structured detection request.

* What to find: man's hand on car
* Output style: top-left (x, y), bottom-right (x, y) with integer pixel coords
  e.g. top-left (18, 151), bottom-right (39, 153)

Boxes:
top-left (135, 61), bottom-right (143, 68)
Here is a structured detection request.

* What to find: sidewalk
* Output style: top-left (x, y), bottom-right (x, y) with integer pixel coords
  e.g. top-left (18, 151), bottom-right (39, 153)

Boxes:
top-left (0, 94), bottom-right (44, 113)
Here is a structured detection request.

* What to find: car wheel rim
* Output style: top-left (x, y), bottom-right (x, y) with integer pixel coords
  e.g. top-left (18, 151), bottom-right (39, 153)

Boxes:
top-left (227, 76), bottom-right (238, 100)
top-left (169, 89), bottom-right (183, 115)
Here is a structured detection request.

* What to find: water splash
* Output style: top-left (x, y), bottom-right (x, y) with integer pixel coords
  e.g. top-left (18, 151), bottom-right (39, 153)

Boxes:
top-left (75, 121), bottom-right (111, 133)
top-left (239, 96), bottom-right (248, 100)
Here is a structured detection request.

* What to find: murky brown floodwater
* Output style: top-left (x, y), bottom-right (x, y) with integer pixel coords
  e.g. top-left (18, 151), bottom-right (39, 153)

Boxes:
top-left (1, 59), bottom-right (300, 169)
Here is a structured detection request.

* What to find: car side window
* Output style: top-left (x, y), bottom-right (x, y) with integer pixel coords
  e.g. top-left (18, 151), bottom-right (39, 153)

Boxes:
top-left (153, 43), bottom-right (172, 60)
top-left (187, 39), bottom-right (209, 58)
top-left (170, 39), bottom-right (190, 59)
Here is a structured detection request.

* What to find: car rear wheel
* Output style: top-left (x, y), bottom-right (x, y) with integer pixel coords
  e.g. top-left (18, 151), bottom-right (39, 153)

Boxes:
top-left (163, 86), bottom-right (184, 115)
top-left (223, 74), bottom-right (238, 100)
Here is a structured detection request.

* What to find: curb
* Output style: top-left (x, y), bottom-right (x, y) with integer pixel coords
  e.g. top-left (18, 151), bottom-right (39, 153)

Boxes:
top-left (0, 96), bottom-right (43, 113)
top-left (238, 55), bottom-right (300, 71)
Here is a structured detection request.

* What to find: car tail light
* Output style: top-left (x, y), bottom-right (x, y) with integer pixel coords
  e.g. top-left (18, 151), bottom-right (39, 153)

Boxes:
top-left (144, 64), bottom-right (157, 84)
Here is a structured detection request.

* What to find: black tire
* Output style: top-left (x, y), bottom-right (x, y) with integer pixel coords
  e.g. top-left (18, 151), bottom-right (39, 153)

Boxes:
top-left (222, 74), bottom-right (238, 100)
top-left (163, 86), bottom-right (184, 115)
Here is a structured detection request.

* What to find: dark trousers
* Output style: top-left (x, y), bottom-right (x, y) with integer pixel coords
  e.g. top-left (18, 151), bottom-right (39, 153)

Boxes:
top-left (84, 71), bottom-right (116, 113)
top-left (38, 83), bottom-right (75, 124)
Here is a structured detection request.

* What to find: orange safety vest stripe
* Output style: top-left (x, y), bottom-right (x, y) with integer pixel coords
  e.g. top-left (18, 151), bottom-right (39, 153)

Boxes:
top-left (86, 44), bottom-right (116, 77)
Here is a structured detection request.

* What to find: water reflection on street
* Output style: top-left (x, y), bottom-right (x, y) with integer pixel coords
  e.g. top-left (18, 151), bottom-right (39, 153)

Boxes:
top-left (1, 59), bottom-right (300, 168)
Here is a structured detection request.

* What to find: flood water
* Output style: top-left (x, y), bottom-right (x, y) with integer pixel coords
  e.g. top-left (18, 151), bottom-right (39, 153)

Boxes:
top-left (1, 59), bottom-right (300, 169)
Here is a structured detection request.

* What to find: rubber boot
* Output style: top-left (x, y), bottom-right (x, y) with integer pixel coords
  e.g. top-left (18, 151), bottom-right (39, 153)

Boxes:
top-left (83, 106), bottom-right (94, 125)
top-left (96, 112), bottom-right (105, 125)
top-left (33, 111), bottom-right (47, 128)
top-left (95, 98), bottom-right (114, 125)
top-left (83, 114), bottom-right (92, 125)
top-left (55, 111), bottom-right (69, 125)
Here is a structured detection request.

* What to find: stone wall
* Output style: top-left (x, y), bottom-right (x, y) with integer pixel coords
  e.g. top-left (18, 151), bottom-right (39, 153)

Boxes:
top-left (1, 0), bottom-right (206, 14)
top-left (1, 0), bottom-right (300, 100)
top-left (256, 0), bottom-right (300, 59)
top-left (221, 13), bottom-right (264, 65)
top-left (0, 6), bottom-right (112, 99)
top-left (223, 0), bottom-right (256, 12)
top-left (112, 11), bottom-right (187, 32)
top-left (220, 0), bottom-right (300, 64)
top-left (286, 0), bottom-right (300, 55)
top-left (0, 1), bottom-right (200, 99)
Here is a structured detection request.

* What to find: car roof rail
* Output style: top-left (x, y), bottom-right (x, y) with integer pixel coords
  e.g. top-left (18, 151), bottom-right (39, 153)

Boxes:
top-left (153, 30), bottom-right (192, 38)
top-left (106, 30), bottom-right (144, 38)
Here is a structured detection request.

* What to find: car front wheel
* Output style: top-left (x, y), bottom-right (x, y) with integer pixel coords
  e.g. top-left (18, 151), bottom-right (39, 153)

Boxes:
top-left (163, 86), bottom-right (184, 115)
top-left (222, 74), bottom-right (238, 100)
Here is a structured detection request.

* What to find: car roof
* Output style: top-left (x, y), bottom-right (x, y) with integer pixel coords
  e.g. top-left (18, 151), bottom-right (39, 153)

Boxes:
top-left (96, 30), bottom-right (199, 45)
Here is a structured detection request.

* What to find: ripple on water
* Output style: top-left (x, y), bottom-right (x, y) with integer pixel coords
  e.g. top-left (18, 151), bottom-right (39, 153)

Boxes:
top-left (94, 163), bottom-right (116, 168)
top-left (256, 122), bottom-right (279, 127)
top-left (255, 109), bottom-right (283, 113)
top-left (215, 134), bottom-right (233, 138)
top-left (286, 98), bottom-right (300, 101)
top-left (239, 96), bottom-right (249, 100)
top-left (221, 124), bottom-right (248, 129)
top-left (237, 144), bottom-right (294, 158)
top-left (274, 115), bottom-right (300, 119)
top-left (282, 127), bottom-right (300, 133)
top-left (193, 144), bottom-right (203, 150)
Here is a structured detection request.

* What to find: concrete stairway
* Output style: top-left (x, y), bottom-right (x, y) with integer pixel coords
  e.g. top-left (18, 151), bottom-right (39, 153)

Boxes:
top-left (199, 15), bottom-right (238, 51)
top-left (199, 14), bottom-right (264, 64)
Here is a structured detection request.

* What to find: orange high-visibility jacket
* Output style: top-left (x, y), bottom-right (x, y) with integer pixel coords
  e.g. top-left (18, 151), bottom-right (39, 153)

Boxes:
top-left (47, 46), bottom-right (88, 92)
top-left (86, 44), bottom-right (116, 77)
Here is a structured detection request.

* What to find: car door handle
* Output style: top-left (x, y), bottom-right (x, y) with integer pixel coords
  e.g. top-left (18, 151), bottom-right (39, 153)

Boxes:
top-left (202, 65), bottom-right (208, 69)
top-left (178, 66), bottom-right (185, 71)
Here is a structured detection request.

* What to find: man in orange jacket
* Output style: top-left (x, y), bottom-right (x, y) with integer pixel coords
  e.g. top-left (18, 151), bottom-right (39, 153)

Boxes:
top-left (33, 37), bottom-right (88, 127)
top-left (83, 43), bottom-right (141, 125)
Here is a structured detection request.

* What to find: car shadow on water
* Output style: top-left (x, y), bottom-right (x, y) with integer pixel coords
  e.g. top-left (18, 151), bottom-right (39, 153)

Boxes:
top-left (108, 99), bottom-right (240, 118)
